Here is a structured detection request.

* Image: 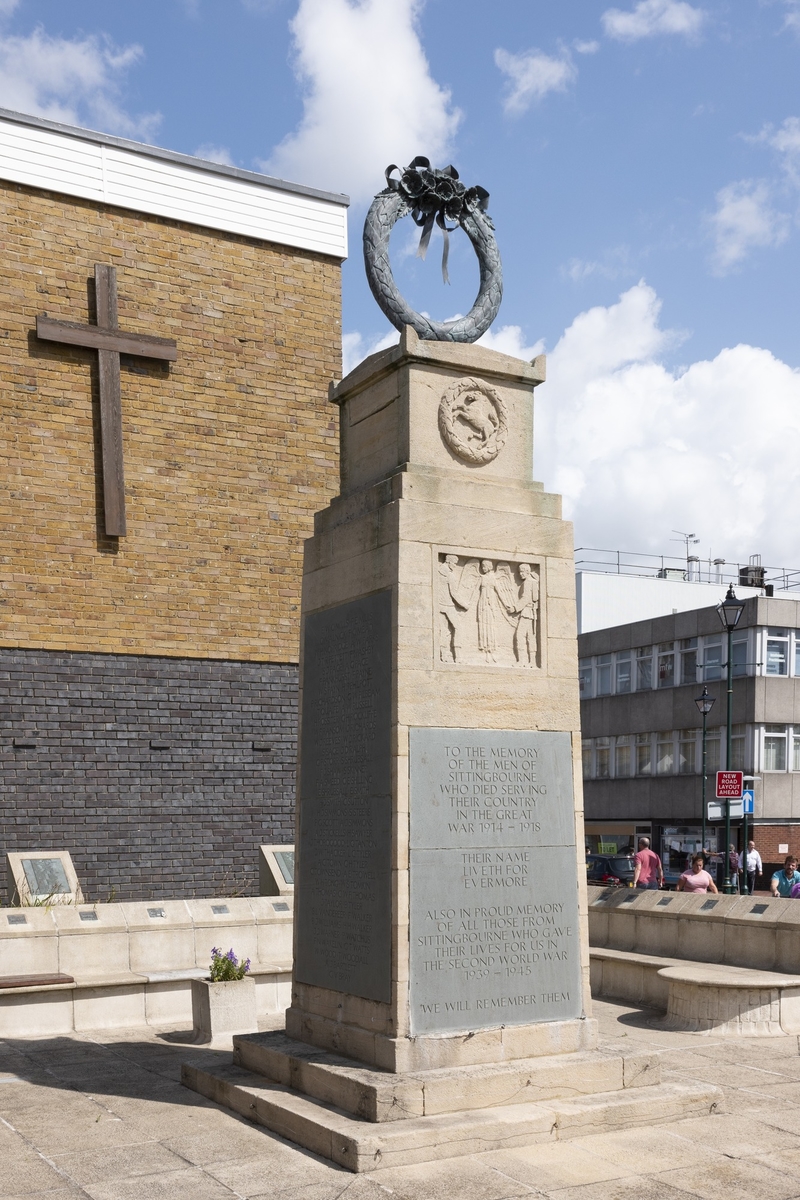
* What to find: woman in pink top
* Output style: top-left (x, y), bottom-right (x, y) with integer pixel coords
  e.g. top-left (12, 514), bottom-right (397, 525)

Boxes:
top-left (677, 853), bottom-right (718, 894)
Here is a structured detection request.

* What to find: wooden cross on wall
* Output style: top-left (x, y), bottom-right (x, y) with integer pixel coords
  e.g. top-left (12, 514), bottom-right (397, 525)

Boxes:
top-left (36, 264), bottom-right (178, 537)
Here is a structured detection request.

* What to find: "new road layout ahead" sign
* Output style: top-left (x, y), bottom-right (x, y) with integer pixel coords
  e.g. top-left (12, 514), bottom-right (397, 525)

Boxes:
top-left (715, 770), bottom-right (743, 799)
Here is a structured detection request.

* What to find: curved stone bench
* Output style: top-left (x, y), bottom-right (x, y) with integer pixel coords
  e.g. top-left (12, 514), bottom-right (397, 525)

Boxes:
top-left (654, 964), bottom-right (800, 1037)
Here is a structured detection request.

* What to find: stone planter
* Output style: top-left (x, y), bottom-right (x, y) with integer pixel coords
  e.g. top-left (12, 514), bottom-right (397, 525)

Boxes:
top-left (191, 976), bottom-right (257, 1043)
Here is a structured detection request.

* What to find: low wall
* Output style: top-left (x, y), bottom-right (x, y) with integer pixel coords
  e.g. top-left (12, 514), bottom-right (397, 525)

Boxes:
top-left (588, 886), bottom-right (800, 972)
top-left (0, 895), bottom-right (292, 1036)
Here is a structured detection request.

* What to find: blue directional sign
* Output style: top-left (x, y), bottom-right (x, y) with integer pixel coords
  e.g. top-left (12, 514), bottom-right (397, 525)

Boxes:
top-left (742, 789), bottom-right (755, 815)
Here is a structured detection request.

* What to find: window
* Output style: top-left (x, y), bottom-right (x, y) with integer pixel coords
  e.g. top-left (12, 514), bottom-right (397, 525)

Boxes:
top-left (703, 638), bottom-right (722, 681)
top-left (656, 732), bottom-right (674, 775)
top-left (595, 737), bottom-right (610, 778)
top-left (679, 730), bottom-right (697, 774)
top-left (657, 643), bottom-right (674, 688)
top-left (766, 629), bottom-right (789, 676)
top-left (579, 659), bottom-right (592, 697)
top-left (582, 740), bottom-right (592, 778)
top-left (615, 654), bottom-right (632, 694)
top-left (596, 654), bottom-right (612, 696)
top-left (680, 639), bottom-right (698, 686)
top-left (794, 638), bottom-right (800, 678)
top-left (614, 736), bottom-right (631, 777)
top-left (731, 724), bottom-right (745, 771)
top-left (793, 730), bottom-right (800, 772)
top-left (764, 724), bottom-right (787, 771)
top-left (636, 732), bottom-right (652, 775)
top-left (732, 634), bottom-right (748, 678)
top-left (636, 647), bottom-right (652, 690)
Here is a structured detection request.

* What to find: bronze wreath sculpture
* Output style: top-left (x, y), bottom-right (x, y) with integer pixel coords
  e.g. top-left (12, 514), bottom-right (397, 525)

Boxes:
top-left (363, 156), bottom-right (503, 343)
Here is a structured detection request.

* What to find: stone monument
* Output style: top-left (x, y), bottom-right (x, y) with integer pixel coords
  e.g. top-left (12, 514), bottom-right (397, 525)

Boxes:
top-left (184, 158), bottom-right (721, 1168)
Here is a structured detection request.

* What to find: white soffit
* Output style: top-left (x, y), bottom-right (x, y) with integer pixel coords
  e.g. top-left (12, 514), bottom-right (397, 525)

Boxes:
top-left (0, 109), bottom-right (349, 260)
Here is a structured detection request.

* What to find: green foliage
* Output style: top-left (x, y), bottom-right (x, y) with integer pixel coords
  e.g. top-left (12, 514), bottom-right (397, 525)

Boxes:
top-left (209, 946), bottom-right (251, 982)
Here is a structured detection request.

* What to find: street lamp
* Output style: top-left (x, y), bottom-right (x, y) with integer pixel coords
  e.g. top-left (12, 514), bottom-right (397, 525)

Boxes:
top-left (694, 685), bottom-right (716, 859)
top-left (716, 584), bottom-right (746, 894)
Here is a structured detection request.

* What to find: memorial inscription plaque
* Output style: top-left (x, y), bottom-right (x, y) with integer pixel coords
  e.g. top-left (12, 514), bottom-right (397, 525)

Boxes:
top-left (409, 728), bottom-right (581, 1035)
top-left (295, 591), bottom-right (393, 1004)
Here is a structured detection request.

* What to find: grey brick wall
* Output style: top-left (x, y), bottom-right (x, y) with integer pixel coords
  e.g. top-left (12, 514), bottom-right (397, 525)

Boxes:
top-left (0, 648), bottom-right (298, 902)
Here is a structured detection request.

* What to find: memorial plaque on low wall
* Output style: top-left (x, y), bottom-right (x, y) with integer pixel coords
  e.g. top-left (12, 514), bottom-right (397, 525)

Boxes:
top-left (294, 592), bottom-right (392, 1004)
top-left (409, 728), bottom-right (582, 1035)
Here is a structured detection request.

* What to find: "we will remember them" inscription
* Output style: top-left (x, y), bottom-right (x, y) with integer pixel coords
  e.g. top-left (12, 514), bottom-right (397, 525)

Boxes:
top-left (409, 728), bottom-right (582, 1036)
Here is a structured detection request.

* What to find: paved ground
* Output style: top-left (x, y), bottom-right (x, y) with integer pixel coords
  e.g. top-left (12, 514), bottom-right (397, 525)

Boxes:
top-left (4, 1000), bottom-right (800, 1200)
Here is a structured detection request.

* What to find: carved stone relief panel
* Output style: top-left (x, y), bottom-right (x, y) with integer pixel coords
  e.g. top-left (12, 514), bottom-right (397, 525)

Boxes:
top-left (436, 551), bottom-right (542, 669)
top-left (438, 378), bottom-right (508, 464)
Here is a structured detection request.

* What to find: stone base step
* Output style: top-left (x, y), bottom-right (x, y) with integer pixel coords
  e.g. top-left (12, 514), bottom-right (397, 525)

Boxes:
top-left (182, 1061), bottom-right (723, 1172)
top-left (232, 1030), bottom-right (660, 1122)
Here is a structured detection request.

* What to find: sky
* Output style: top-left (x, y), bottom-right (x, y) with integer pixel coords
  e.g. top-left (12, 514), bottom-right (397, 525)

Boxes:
top-left (2, 0), bottom-right (800, 571)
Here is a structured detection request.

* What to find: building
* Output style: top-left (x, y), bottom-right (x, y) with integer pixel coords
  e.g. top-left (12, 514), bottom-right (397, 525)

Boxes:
top-left (0, 108), bottom-right (348, 902)
top-left (578, 553), bottom-right (800, 883)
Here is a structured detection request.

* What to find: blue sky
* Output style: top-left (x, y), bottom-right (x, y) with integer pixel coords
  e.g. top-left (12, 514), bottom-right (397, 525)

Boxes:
top-left (3, 0), bottom-right (800, 567)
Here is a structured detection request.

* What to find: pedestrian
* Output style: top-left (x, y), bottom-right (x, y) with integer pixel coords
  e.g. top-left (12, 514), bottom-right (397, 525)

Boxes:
top-left (633, 836), bottom-right (664, 890)
top-left (728, 844), bottom-right (740, 892)
top-left (770, 855), bottom-right (800, 897)
top-left (739, 840), bottom-right (763, 895)
top-left (677, 853), bottom-right (719, 894)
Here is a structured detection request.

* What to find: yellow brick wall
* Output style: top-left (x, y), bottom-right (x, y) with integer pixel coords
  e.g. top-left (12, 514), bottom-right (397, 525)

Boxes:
top-left (0, 181), bottom-right (342, 662)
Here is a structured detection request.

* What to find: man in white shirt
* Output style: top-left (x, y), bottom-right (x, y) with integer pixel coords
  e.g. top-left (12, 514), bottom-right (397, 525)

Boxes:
top-left (739, 840), bottom-right (763, 895)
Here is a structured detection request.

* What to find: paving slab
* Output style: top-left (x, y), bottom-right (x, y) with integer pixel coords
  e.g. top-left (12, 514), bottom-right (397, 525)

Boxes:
top-left (0, 1001), bottom-right (797, 1197)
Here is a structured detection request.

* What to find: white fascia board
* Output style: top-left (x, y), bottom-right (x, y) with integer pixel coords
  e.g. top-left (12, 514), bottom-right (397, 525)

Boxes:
top-left (0, 109), bottom-right (349, 260)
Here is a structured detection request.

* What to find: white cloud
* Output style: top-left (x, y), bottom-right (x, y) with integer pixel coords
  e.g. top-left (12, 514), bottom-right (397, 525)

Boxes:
top-left (708, 180), bottom-right (790, 274)
top-left (0, 25), bottom-right (158, 138)
top-left (266, 0), bottom-right (460, 202)
top-left (784, 3), bottom-right (800, 35)
top-left (536, 282), bottom-right (800, 565)
top-left (574, 39), bottom-right (600, 54)
top-left (602, 0), bottom-right (705, 41)
top-left (194, 143), bottom-right (236, 167)
top-left (342, 329), bottom-right (398, 377)
top-left (753, 116), bottom-right (800, 185)
top-left (562, 245), bottom-right (635, 283)
top-left (477, 325), bottom-right (544, 361)
top-left (494, 47), bottom-right (577, 116)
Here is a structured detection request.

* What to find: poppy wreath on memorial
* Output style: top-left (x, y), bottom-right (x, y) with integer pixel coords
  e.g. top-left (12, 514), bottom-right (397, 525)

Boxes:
top-left (363, 156), bottom-right (503, 343)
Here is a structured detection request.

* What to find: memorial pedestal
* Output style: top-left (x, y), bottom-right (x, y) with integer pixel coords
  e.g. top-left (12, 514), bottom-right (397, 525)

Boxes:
top-left (183, 328), bottom-right (723, 1164)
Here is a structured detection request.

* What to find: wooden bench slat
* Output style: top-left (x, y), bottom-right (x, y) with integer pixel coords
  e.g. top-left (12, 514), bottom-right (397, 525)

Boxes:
top-left (0, 973), bottom-right (75, 989)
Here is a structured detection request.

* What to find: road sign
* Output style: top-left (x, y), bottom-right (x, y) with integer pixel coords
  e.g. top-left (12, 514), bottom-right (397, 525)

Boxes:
top-left (742, 789), bottom-right (754, 815)
top-left (716, 770), bottom-right (743, 799)
top-left (708, 798), bottom-right (744, 821)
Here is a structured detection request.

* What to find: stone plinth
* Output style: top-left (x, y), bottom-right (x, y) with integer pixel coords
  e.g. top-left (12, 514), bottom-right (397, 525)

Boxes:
top-left (289, 326), bottom-right (593, 1071)
top-left (183, 328), bottom-right (723, 1166)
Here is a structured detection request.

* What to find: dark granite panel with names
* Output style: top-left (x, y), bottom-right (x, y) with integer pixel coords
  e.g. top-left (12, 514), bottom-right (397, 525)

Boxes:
top-left (294, 591), bottom-right (393, 1004)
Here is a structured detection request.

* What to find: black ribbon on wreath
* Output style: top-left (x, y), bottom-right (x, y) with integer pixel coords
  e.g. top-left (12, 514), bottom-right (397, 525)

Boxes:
top-left (384, 156), bottom-right (491, 284)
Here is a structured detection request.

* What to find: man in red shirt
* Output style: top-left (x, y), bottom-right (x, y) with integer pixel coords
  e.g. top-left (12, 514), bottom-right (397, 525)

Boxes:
top-left (633, 837), bottom-right (664, 889)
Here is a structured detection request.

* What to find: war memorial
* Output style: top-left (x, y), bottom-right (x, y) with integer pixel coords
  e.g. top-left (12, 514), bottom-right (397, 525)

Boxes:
top-left (178, 157), bottom-right (720, 1166)
top-left (5, 137), bottom-right (800, 1198)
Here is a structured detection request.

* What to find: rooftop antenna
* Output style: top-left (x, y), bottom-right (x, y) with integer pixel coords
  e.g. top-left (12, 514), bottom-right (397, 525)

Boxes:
top-left (671, 529), bottom-right (700, 576)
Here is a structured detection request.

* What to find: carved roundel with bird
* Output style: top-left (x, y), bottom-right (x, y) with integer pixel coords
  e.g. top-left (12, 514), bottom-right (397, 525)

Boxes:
top-left (438, 377), bottom-right (508, 464)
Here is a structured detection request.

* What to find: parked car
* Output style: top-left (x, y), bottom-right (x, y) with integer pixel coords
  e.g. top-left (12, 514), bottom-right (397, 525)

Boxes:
top-left (586, 853), bottom-right (636, 887)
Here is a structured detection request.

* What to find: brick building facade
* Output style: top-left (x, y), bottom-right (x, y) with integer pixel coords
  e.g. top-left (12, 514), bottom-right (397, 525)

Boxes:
top-left (0, 109), bottom-right (348, 900)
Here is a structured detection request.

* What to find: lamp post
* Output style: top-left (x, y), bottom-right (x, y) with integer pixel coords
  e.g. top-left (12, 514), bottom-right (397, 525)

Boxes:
top-left (716, 584), bottom-right (746, 894)
top-left (694, 685), bottom-right (716, 859)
